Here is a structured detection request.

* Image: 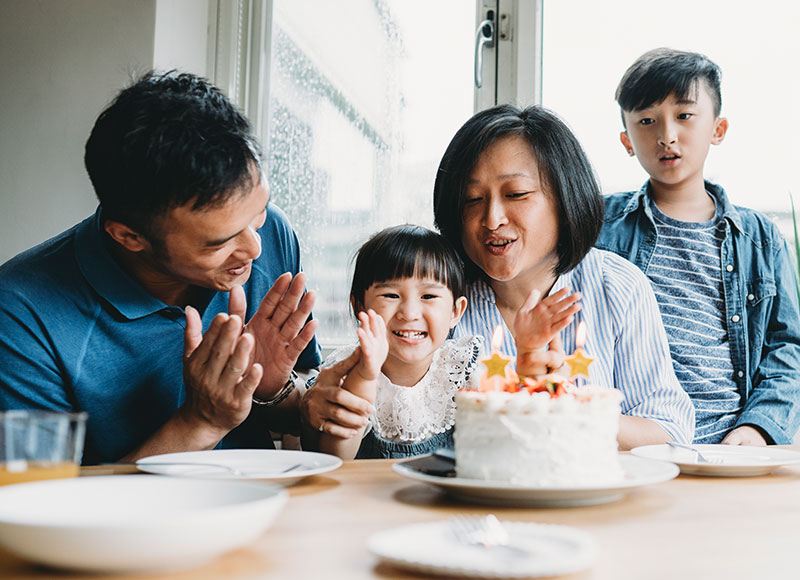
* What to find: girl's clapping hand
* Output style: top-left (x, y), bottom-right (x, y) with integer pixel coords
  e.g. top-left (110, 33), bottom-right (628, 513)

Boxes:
top-left (354, 309), bottom-right (389, 381)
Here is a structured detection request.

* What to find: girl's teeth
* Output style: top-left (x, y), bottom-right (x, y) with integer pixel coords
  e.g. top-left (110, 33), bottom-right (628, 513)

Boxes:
top-left (489, 240), bottom-right (512, 247)
top-left (394, 330), bottom-right (425, 338)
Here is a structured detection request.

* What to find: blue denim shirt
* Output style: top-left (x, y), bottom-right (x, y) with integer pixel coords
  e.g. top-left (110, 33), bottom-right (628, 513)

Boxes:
top-left (596, 181), bottom-right (800, 444)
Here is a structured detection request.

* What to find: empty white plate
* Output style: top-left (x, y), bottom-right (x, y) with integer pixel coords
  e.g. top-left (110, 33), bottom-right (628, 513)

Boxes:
top-left (136, 448), bottom-right (342, 485)
top-left (368, 519), bottom-right (596, 578)
top-left (631, 444), bottom-right (800, 476)
top-left (0, 475), bottom-right (286, 573)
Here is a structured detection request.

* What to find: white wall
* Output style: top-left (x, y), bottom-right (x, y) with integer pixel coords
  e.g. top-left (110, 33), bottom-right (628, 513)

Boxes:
top-left (154, 0), bottom-right (210, 74)
top-left (0, 0), bottom-right (210, 263)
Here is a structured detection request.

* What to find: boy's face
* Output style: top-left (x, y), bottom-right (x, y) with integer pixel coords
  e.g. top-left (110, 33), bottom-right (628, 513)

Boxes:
top-left (620, 81), bottom-right (728, 194)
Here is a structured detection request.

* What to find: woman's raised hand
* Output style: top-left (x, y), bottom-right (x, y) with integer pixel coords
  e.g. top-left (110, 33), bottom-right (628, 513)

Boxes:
top-left (513, 287), bottom-right (582, 352)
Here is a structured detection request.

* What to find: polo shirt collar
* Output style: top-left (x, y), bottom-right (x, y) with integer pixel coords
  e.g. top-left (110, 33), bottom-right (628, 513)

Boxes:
top-left (74, 207), bottom-right (171, 320)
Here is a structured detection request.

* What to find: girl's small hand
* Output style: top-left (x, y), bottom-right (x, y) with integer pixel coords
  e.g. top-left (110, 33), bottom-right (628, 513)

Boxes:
top-left (355, 309), bottom-right (389, 381)
top-left (514, 287), bottom-right (582, 352)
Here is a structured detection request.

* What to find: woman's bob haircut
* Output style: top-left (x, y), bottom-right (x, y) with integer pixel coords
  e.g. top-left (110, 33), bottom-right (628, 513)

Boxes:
top-left (433, 104), bottom-right (603, 280)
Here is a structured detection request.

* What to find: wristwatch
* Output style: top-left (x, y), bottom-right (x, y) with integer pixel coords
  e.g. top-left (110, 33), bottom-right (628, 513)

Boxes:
top-left (252, 370), bottom-right (299, 406)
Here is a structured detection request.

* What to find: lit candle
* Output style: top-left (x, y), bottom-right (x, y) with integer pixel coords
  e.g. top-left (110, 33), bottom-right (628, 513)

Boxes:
top-left (479, 326), bottom-right (514, 392)
top-left (564, 321), bottom-right (594, 379)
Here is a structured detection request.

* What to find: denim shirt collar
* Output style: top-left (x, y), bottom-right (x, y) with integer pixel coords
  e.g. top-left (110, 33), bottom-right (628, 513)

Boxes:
top-left (618, 180), bottom-right (743, 234)
top-left (74, 206), bottom-right (172, 320)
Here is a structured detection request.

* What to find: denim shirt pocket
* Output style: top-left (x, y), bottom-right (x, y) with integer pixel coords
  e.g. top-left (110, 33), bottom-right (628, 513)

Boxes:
top-left (745, 277), bottom-right (776, 348)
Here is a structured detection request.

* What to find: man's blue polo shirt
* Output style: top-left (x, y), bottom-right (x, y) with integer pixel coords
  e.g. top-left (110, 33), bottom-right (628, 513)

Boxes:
top-left (0, 204), bottom-right (321, 464)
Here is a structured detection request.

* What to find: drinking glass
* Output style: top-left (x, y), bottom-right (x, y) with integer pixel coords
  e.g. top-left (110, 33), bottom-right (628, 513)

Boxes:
top-left (0, 410), bottom-right (87, 485)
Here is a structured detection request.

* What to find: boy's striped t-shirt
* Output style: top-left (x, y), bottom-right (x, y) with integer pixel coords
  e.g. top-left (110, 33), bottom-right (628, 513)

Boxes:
top-left (647, 197), bottom-right (740, 443)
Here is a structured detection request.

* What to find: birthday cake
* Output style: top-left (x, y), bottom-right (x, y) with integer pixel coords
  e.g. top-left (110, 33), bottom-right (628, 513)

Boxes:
top-left (454, 372), bottom-right (625, 486)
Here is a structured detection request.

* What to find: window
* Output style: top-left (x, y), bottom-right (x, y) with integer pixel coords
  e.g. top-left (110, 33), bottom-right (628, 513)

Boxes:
top-left (263, 0), bottom-right (477, 347)
top-left (213, 0), bottom-right (798, 349)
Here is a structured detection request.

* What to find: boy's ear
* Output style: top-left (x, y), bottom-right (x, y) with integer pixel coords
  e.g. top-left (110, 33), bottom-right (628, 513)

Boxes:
top-left (711, 117), bottom-right (729, 145)
top-left (449, 296), bottom-right (468, 329)
top-left (104, 220), bottom-right (149, 253)
top-left (620, 132), bottom-right (635, 157)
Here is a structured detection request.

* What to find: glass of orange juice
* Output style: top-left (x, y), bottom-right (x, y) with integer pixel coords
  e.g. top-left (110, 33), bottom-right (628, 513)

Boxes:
top-left (0, 411), bottom-right (87, 485)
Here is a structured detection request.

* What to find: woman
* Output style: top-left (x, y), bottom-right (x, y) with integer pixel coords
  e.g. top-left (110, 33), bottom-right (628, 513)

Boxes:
top-left (433, 104), bottom-right (694, 448)
top-left (302, 105), bottom-right (695, 449)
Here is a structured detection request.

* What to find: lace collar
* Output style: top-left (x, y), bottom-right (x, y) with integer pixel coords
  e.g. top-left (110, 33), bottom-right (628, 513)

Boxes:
top-left (372, 335), bottom-right (482, 443)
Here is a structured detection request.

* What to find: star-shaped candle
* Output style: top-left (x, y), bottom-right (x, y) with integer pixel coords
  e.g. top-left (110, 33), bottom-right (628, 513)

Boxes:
top-left (478, 326), bottom-right (514, 391)
top-left (564, 321), bottom-right (594, 378)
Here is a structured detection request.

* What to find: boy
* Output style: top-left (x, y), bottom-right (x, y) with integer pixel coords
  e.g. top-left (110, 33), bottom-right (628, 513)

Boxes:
top-left (597, 48), bottom-right (800, 445)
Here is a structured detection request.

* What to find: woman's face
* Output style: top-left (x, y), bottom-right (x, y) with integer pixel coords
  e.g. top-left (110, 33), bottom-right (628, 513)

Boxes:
top-left (460, 135), bottom-right (560, 286)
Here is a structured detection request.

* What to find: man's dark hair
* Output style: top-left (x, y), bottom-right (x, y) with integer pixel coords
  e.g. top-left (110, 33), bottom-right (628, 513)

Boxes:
top-left (433, 104), bottom-right (603, 280)
top-left (350, 224), bottom-right (466, 315)
top-left (84, 70), bottom-right (262, 237)
top-left (615, 48), bottom-right (722, 126)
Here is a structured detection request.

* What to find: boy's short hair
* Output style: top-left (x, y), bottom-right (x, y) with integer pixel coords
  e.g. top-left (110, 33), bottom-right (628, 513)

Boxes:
top-left (350, 224), bottom-right (466, 314)
top-left (84, 70), bottom-right (262, 238)
top-left (615, 48), bottom-right (722, 124)
top-left (433, 104), bottom-right (603, 279)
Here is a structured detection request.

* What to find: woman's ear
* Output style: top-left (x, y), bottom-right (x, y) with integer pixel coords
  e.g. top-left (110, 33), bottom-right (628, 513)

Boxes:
top-left (104, 220), bottom-right (149, 252)
top-left (449, 296), bottom-right (468, 328)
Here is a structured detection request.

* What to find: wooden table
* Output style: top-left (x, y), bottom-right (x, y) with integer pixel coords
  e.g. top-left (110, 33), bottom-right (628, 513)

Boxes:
top-left (2, 451), bottom-right (800, 579)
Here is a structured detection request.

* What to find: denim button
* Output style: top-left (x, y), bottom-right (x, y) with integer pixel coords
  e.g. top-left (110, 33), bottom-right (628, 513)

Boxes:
top-left (731, 314), bottom-right (740, 323)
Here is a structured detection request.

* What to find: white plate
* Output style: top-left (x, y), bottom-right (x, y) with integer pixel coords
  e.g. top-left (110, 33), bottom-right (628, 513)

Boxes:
top-left (631, 444), bottom-right (800, 476)
top-left (0, 475), bottom-right (286, 573)
top-left (393, 454), bottom-right (678, 507)
top-left (368, 520), bottom-right (596, 578)
top-left (137, 448), bottom-right (342, 485)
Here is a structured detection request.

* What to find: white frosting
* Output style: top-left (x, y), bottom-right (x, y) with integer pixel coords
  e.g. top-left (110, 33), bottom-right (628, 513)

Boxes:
top-left (454, 386), bottom-right (624, 486)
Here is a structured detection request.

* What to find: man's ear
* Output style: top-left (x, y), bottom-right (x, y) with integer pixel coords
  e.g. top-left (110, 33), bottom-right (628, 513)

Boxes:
top-left (620, 132), bottom-right (635, 157)
top-left (449, 296), bottom-right (468, 329)
top-left (103, 220), bottom-right (149, 253)
top-left (712, 117), bottom-right (729, 145)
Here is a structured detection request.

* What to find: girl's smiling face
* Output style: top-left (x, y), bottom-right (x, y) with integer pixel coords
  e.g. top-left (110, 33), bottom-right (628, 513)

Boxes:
top-left (360, 276), bottom-right (466, 384)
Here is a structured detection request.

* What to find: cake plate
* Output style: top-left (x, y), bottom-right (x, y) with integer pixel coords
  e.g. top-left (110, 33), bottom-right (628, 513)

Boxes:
top-left (393, 454), bottom-right (678, 507)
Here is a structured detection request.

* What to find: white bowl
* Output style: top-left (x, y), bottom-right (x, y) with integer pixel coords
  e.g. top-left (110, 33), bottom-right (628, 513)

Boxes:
top-left (0, 475), bottom-right (287, 573)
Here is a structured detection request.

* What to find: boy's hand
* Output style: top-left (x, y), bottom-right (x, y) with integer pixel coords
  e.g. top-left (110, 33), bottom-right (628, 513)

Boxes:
top-left (354, 310), bottom-right (389, 382)
top-left (514, 287), bottom-right (582, 352)
top-left (721, 425), bottom-right (768, 446)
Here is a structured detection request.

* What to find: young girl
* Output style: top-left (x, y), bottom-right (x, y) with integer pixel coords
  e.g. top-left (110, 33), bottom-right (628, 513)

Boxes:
top-left (302, 224), bottom-right (583, 457)
top-left (314, 224), bottom-right (479, 459)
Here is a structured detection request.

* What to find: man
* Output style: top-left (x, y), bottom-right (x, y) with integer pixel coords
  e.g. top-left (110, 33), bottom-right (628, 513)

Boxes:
top-left (0, 71), bottom-right (321, 464)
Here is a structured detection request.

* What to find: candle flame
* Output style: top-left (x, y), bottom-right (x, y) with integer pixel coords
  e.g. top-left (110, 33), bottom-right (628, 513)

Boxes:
top-left (491, 325), bottom-right (503, 351)
top-left (576, 322), bottom-right (587, 348)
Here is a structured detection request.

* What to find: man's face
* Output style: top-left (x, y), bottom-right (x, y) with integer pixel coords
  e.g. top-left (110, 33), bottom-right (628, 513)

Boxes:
top-left (145, 172), bottom-right (269, 293)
